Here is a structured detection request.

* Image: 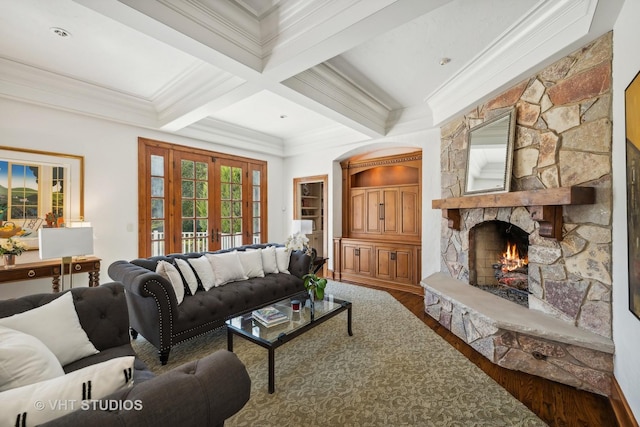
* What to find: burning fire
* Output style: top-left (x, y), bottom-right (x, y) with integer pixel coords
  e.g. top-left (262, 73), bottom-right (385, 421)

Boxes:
top-left (501, 242), bottom-right (528, 272)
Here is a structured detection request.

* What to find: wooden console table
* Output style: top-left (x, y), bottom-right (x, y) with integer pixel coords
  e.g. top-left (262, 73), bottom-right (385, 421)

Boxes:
top-left (0, 256), bottom-right (101, 293)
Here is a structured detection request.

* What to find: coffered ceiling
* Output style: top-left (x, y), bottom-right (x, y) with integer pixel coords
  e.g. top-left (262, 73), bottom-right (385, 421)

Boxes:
top-left (0, 0), bottom-right (623, 156)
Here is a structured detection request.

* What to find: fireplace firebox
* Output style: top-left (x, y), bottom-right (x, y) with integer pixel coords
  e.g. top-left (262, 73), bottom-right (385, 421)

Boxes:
top-left (469, 220), bottom-right (529, 306)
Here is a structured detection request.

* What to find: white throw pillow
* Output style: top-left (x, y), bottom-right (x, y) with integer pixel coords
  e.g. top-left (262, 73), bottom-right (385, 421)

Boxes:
top-left (188, 256), bottom-right (216, 291)
top-left (237, 250), bottom-right (265, 278)
top-left (156, 260), bottom-right (185, 304)
top-left (275, 247), bottom-right (291, 274)
top-left (0, 326), bottom-right (64, 392)
top-left (175, 258), bottom-right (199, 295)
top-left (0, 356), bottom-right (135, 427)
top-left (206, 251), bottom-right (248, 286)
top-left (260, 246), bottom-right (279, 274)
top-left (0, 292), bottom-right (99, 366)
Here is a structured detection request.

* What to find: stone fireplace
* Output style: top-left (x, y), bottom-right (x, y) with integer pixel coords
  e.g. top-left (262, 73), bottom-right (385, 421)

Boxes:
top-left (423, 33), bottom-right (614, 395)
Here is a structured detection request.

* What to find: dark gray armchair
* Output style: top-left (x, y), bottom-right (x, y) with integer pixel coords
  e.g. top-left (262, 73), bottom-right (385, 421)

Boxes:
top-left (0, 283), bottom-right (251, 427)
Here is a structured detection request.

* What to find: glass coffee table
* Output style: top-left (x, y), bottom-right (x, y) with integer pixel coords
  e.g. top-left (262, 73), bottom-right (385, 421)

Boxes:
top-left (226, 292), bottom-right (352, 393)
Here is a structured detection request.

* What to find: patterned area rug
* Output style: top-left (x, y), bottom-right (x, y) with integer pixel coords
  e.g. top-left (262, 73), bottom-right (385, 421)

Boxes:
top-left (132, 281), bottom-right (546, 426)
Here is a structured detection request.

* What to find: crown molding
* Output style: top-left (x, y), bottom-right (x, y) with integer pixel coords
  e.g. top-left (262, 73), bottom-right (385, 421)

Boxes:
top-left (425, 0), bottom-right (599, 126)
top-left (0, 57), bottom-right (158, 126)
top-left (385, 103), bottom-right (435, 136)
top-left (282, 63), bottom-right (389, 137)
top-left (118, 0), bottom-right (263, 71)
top-left (176, 116), bottom-right (285, 156)
top-left (154, 63), bottom-right (246, 130)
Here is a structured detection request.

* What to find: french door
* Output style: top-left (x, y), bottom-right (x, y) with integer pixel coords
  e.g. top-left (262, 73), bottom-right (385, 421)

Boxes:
top-left (138, 138), bottom-right (267, 257)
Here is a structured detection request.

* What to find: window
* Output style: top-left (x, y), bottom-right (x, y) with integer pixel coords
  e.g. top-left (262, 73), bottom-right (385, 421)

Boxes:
top-left (138, 138), bottom-right (267, 257)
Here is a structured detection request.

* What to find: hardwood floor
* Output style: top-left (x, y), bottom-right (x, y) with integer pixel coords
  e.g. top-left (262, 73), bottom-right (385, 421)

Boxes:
top-left (383, 287), bottom-right (618, 427)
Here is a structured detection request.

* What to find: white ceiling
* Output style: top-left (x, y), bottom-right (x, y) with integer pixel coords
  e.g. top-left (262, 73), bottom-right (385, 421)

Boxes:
top-left (0, 0), bottom-right (623, 157)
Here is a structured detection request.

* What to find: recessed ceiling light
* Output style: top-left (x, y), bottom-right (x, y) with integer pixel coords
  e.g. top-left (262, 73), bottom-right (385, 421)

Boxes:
top-left (50, 27), bottom-right (71, 38)
top-left (439, 57), bottom-right (451, 66)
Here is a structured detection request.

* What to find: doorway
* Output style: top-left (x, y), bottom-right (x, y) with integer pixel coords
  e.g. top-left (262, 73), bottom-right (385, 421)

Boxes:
top-left (293, 175), bottom-right (327, 264)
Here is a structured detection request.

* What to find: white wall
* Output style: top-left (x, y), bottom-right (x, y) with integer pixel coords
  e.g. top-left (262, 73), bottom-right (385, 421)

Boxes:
top-left (612, 1), bottom-right (640, 417)
top-left (0, 98), bottom-right (285, 299)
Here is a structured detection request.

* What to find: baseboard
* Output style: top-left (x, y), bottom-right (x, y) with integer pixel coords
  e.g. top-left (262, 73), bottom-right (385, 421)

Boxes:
top-left (611, 377), bottom-right (639, 427)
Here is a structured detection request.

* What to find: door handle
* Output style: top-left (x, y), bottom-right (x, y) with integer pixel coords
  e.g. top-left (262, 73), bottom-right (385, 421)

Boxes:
top-left (355, 248), bottom-right (360, 256)
top-left (391, 252), bottom-right (397, 261)
top-left (379, 203), bottom-right (384, 220)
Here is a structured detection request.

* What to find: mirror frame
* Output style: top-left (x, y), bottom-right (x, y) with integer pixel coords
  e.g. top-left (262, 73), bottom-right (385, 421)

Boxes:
top-left (463, 108), bottom-right (516, 195)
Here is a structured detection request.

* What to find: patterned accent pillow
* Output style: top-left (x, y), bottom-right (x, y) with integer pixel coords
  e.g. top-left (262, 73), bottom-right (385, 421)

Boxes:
top-left (188, 256), bottom-right (216, 291)
top-left (156, 260), bottom-right (185, 304)
top-left (0, 356), bottom-right (134, 426)
top-left (174, 258), bottom-right (199, 295)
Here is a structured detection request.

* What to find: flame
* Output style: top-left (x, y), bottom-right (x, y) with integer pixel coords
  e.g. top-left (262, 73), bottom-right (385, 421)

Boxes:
top-left (501, 242), bottom-right (528, 271)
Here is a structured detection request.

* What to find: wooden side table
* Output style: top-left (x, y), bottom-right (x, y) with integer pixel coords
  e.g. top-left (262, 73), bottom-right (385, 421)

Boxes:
top-left (0, 256), bottom-right (101, 293)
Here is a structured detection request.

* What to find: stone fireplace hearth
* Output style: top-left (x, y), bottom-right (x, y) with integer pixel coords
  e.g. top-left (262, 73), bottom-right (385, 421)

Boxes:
top-left (424, 33), bottom-right (614, 396)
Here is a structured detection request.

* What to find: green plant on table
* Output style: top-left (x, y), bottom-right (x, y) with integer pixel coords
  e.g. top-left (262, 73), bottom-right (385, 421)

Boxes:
top-left (303, 273), bottom-right (327, 300)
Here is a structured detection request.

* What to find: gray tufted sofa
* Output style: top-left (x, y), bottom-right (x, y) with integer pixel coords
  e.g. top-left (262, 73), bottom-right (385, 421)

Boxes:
top-left (0, 283), bottom-right (251, 427)
top-left (108, 244), bottom-right (311, 364)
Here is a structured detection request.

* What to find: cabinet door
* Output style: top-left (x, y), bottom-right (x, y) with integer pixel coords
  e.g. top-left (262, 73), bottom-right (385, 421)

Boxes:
top-left (375, 246), bottom-right (414, 284)
top-left (399, 186), bottom-right (420, 236)
top-left (382, 188), bottom-right (398, 234)
top-left (350, 189), bottom-right (366, 234)
top-left (342, 242), bottom-right (372, 275)
top-left (365, 190), bottom-right (381, 234)
top-left (375, 247), bottom-right (393, 281)
top-left (357, 245), bottom-right (373, 275)
top-left (393, 247), bottom-right (413, 284)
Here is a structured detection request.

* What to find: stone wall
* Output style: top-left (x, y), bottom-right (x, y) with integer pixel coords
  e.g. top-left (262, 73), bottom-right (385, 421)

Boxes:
top-left (438, 32), bottom-right (613, 339)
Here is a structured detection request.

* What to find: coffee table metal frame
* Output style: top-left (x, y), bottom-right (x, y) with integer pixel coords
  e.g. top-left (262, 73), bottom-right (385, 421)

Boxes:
top-left (226, 293), bottom-right (352, 394)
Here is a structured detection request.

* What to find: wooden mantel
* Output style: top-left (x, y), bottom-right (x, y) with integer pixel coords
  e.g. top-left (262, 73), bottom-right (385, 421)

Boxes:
top-left (432, 187), bottom-right (595, 239)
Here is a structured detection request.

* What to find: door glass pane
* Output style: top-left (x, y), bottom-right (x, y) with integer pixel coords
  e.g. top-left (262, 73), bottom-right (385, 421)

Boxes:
top-left (151, 199), bottom-right (164, 218)
top-left (149, 154), bottom-right (166, 255)
top-left (181, 160), bottom-right (209, 253)
top-left (220, 165), bottom-right (243, 249)
top-left (151, 177), bottom-right (164, 197)
top-left (151, 220), bottom-right (164, 257)
top-left (151, 155), bottom-right (164, 176)
top-left (182, 180), bottom-right (194, 198)
top-left (252, 169), bottom-right (261, 243)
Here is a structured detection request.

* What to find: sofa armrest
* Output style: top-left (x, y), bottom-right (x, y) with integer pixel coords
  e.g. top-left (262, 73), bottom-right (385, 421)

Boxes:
top-left (108, 261), bottom-right (179, 352)
top-left (289, 250), bottom-right (312, 279)
top-left (42, 350), bottom-right (251, 427)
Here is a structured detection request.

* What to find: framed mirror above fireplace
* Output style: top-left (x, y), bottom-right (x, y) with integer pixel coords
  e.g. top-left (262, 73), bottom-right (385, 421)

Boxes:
top-left (464, 108), bottom-right (516, 195)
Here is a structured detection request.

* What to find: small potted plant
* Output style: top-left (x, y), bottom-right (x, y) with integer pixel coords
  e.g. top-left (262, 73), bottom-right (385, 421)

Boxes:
top-left (303, 273), bottom-right (327, 301)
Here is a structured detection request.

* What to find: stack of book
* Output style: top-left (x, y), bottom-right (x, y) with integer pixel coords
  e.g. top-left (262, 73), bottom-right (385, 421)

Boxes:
top-left (252, 306), bottom-right (289, 327)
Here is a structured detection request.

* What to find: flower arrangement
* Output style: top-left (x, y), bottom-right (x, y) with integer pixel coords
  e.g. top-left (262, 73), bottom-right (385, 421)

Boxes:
top-left (284, 232), bottom-right (311, 255)
top-left (0, 237), bottom-right (27, 256)
top-left (285, 232), bottom-right (326, 299)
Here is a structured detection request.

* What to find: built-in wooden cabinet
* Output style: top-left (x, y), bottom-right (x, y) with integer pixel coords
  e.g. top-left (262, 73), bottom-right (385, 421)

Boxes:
top-left (335, 151), bottom-right (422, 295)
top-left (350, 186), bottom-right (420, 238)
